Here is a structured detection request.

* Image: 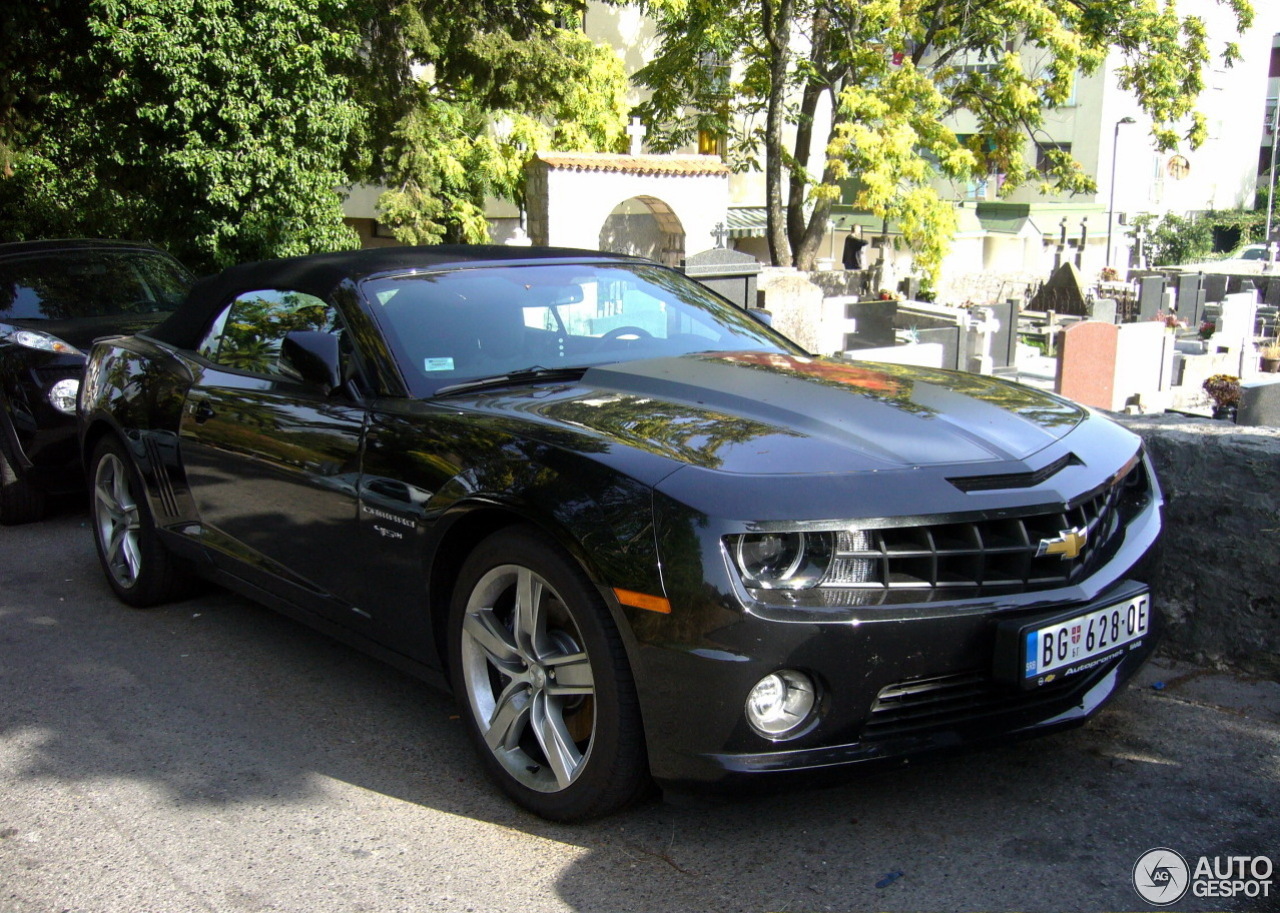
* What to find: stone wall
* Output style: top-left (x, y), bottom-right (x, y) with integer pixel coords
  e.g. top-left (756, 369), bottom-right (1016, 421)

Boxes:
top-left (1112, 413), bottom-right (1280, 676)
top-left (936, 269), bottom-right (1044, 307)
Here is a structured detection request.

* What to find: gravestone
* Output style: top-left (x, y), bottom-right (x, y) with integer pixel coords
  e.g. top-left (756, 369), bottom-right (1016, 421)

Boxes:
top-left (1028, 261), bottom-right (1088, 316)
top-left (1218, 292), bottom-right (1258, 345)
top-left (988, 300), bottom-right (1019, 368)
top-left (1057, 320), bottom-right (1174, 411)
top-left (914, 325), bottom-right (963, 370)
top-left (1203, 273), bottom-right (1229, 304)
top-left (1089, 298), bottom-right (1118, 324)
top-left (842, 299), bottom-right (896, 348)
top-left (681, 247), bottom-right (762, 311)
top-left (1186, 290), bottom-right (1208, 333)
top-left (1238, 377), bottom-right (1280, 427)
top-left (1228, 275), bottom-right (1260, 295)
top-left (1266, 278), bottom-right (1280, 309)
top-left (1056, 321), bottom-right (1119, 410)
top-left (1138, 276), bottom-right (1165, 321)
top-left (1175, 273), bottom-right (1203, 317)
top-left (1113, 321), bottom-right (1175, 411)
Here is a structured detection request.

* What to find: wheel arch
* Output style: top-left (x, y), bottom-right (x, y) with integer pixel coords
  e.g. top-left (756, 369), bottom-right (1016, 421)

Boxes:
top-left (79, 415), bottom-right (122, 486)
top-left (424, 501), bottom-right (647, 684)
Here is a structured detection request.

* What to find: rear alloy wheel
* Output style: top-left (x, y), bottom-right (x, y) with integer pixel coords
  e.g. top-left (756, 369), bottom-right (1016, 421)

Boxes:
top-left (449, 526), bottom-right (648, 821)
top-left (0, 436), bottom-right (45, 525)
top-left (90, 436), bottom-right (189, 607)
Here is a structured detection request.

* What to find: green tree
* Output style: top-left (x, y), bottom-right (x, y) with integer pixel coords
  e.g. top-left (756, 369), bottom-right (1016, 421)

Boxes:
top-left (1130, 209), bottom-right (1264, 266)
top-left (0, 0), bottom-right (629, 268)
top-left (1, 0), bottom-right (364, 271)
top-left (635, 0), bottom-right (1254, 275)
top-left (351, 0), bottom-right (629, 245)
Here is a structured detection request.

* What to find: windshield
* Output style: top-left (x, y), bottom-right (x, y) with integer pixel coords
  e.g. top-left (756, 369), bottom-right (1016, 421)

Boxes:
top-left (362, 261), bottom-right (802, 397)
top-left (0, 249), bottom-right (193, 321)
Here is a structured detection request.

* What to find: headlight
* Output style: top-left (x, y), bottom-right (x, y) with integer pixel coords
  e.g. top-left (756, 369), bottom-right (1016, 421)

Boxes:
top-left (0, 325), bottom-right (83, 356)
top-left (47, 378), bottom-right (80, 415)
top-left (745, 670), bottom-right (816, 738)
top-left (730, 531), bottom-right (832, 589)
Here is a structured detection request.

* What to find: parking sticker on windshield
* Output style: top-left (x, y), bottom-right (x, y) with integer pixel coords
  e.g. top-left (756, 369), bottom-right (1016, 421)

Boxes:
top-left (424, 357), bottom-right (455, 371)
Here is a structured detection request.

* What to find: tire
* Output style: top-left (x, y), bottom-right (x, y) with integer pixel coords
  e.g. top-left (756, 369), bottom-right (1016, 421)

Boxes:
top-left (448, 526), bottom-right (649, 821)
top-left (89, 436), bottom-right (190, 607)
top-left (0, 435), bottom-right (46, 525)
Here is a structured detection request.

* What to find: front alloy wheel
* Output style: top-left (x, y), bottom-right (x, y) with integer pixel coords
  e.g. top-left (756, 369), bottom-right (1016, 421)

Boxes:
top-left (449, 526), bottom-right (647, 820)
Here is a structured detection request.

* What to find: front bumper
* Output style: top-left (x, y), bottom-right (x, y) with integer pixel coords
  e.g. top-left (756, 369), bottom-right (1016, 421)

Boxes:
top-left (641, 590), bottom-right (1158, 789)
top-left (632, 452), bottom-right (1164, 790)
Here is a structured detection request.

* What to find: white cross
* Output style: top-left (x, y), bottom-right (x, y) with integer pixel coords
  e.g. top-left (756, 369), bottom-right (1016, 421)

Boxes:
top-left (626, 117), bottom-right (647, 155)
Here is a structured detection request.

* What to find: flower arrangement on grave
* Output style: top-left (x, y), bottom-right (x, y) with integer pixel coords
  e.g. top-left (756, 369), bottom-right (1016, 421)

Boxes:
top-left (1259, 339), bottom-right (1280, 373)
top-left (1202, 374), bottom-right (1242, 409)
top-left (1198, 320), bottom-right (1215, 340)
top-left (1099, 266), bottom-right (1120, 282)
top-left (877, 289), bottom-right (896, 301)
top-left (1153, 311), bottom-right (1186, 331)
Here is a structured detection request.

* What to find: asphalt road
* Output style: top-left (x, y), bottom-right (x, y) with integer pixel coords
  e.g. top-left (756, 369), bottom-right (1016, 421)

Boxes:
top-left (2, 503), bottom-right (1277, 913)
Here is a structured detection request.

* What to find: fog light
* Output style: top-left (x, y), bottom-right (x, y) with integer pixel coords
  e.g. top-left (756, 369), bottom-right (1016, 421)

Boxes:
top-left (48, 378), bottom-right (80, 415)
top-left (745, 670), bottom-right (816, 738)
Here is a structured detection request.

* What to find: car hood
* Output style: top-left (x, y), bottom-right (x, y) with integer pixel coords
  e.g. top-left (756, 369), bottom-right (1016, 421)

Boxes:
top-left (3, 312), bottom-right (174, 350)
top-left (450, 352), bottom-right (1089, 475)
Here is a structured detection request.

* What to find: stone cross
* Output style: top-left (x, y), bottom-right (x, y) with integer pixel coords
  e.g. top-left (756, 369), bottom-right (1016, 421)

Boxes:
top-left (966, 307), bottom-right (1000, 375)
top-left (711, 221), bottom-right (728, 249)
top-left (626, 117), bottom-right (646, 155)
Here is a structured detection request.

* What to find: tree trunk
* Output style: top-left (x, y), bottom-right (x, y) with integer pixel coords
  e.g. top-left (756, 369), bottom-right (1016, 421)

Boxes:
top-left (793, 170), bottom-right (836, 270)
top-left (762, 0), bottom-right (793, 267)
top-left (793, 91), bottom-right (846, 271)
top-left (786, 13), bottom-right (828, 259)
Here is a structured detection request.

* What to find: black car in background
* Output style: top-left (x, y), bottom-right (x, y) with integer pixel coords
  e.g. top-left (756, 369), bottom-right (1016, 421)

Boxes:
top-left (79, 246), bottom-right (1163, 820)
top-left (0, 240), bottom-right (193, 523)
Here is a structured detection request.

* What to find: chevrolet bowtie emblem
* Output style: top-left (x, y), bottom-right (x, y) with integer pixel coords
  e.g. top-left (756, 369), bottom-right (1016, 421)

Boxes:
top-left (1037, 526), bottom-right (1088, 560)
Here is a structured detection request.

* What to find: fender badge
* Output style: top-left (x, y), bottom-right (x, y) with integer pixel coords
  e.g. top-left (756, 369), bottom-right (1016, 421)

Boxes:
top-left (1037, 526), bottom-right (1088, 560)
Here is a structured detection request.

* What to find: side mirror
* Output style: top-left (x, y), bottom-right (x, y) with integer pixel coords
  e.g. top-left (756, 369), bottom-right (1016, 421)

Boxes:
top-left (748, 307), bottom-right (773, 327)
top-left (281, 330), bottom-right (342, 392)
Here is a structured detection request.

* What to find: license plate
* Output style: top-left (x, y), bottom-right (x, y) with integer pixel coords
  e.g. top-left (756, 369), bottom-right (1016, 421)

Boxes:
top-left (1021, 594), bottom-right (1150, 686)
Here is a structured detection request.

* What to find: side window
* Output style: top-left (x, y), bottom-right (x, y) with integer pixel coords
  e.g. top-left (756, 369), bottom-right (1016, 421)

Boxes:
top-left (198, 289), bottom-right (339, 378)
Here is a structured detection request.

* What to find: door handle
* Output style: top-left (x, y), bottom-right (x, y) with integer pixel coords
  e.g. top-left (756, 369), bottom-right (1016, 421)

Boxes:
top-left (192, 400), bottom-right (215, 424)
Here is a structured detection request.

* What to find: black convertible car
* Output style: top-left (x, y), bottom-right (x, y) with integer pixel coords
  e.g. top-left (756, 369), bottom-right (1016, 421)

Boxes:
top-left (1, 239), bottom-right (193, 523)
top-left (79, 246), bottom-right (1163, 820)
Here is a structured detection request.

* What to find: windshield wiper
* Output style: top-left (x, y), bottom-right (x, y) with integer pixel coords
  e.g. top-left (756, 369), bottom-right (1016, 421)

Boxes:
top-left (432, 365), bottom-right (589, 397)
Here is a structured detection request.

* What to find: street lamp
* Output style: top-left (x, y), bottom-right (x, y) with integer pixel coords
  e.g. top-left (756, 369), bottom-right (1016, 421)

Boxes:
top-left (1106, 116), bottom-right (1136, 269)
top-left (1265, 98), bottom-right (1279, 252)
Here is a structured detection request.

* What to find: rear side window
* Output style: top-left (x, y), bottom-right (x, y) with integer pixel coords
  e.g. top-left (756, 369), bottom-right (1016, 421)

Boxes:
top-left (198, 289), bottom-right (340, 378)
top-left (0, 250), bottom-right (192, 320)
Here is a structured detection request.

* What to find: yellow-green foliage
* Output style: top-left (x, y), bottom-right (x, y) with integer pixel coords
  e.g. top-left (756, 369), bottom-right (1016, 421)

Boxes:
top-left (637, 0), bottom-right (1254, 279)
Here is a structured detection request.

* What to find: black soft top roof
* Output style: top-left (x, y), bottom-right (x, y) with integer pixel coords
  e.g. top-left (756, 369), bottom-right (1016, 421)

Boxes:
top-left (147, 244), bottom-right (635, 349)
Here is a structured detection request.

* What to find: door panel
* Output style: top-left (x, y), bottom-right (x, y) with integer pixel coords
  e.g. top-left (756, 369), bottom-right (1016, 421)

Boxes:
top-left (179, 366), bottom-right (369, 626)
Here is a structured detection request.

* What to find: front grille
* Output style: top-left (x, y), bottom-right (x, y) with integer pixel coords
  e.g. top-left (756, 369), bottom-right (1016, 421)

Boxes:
top-left (821, 455), bottom-right (1150, 596)
top-left (862, 668), bottom-right (1090, 741)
